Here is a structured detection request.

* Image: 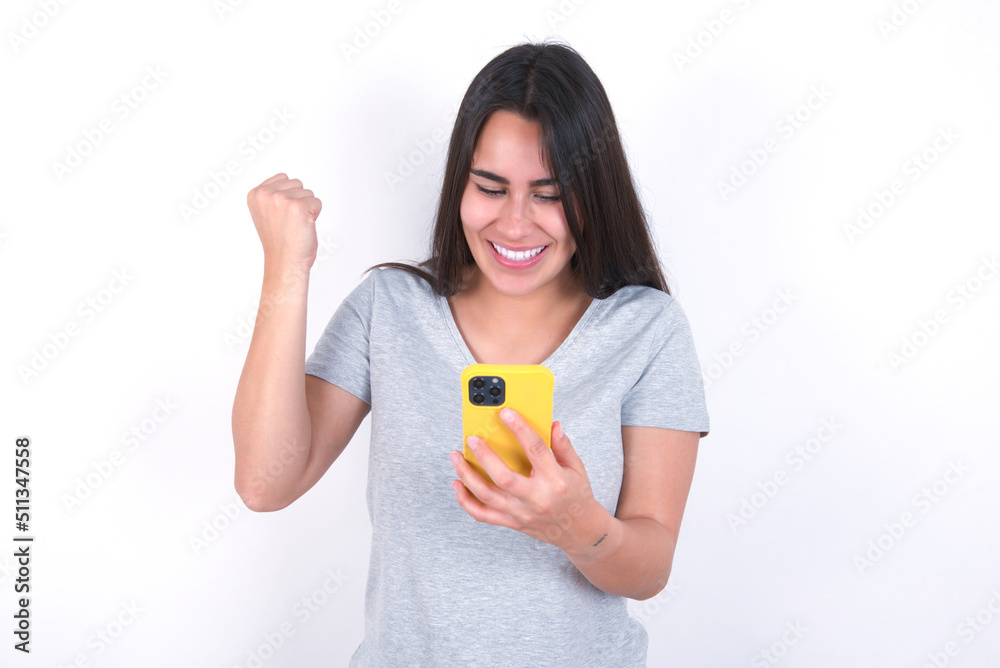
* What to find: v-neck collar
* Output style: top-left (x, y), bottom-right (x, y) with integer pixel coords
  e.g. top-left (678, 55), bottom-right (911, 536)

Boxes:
top-left (437, 291), bottom-right (601, 368)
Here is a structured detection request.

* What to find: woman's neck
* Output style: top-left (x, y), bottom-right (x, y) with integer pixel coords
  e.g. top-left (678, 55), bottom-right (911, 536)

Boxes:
top-left (456, 266), bottom-right (588, 332)
top-left (446, 265), bottom-right (593, 366)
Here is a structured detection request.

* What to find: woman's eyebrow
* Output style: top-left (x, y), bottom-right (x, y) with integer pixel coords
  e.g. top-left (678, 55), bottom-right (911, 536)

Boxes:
top-left (470, 168), bottom-right (556, 187)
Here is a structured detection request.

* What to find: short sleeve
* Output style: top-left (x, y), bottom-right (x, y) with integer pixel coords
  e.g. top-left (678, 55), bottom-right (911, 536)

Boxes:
top-left (304, 271), bottom-right (375, 405)
top-left (620, 299), bottom-right (710, 437)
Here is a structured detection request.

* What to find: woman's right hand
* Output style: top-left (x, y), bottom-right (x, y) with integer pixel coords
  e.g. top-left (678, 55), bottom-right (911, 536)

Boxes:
top-left (247, 173), bottom-right (322, 273)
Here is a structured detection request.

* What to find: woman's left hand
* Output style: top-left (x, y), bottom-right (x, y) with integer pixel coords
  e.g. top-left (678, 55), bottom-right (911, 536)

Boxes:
top-left (449, 407), bottom-right (607, 554)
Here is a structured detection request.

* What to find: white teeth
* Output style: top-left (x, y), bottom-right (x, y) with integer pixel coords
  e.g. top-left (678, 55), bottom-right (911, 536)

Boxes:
top-left (491, 242), bottom-right (545, 261)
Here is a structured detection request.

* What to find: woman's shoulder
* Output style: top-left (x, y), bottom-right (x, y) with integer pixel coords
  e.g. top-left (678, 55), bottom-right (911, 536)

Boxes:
top-left (366, 263), bottom-right (439, 304)
top-left (599, 284), bottom-right (680, 322)
top-left (367, 263), bottom-right (433, 286)
top-left (587, 285), bottom-right (698, 348)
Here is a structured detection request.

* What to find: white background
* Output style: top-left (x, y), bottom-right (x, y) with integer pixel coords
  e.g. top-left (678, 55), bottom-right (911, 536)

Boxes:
top-left (3, 0), bottom-right (999, 666)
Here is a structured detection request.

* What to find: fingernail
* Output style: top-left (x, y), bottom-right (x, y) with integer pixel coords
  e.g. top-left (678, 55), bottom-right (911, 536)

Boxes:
top-left (467, 435), bottom-right (478, 449)
top-left (500, 408), bottom-right (513, 422)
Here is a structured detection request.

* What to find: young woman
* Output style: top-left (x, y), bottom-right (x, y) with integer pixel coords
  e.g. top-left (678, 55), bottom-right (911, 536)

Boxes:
top-left (233, 42), bottom-right (709, 666)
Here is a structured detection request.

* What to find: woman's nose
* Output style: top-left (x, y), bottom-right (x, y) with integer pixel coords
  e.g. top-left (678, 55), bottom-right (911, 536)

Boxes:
top-left (495, 194), bottom-right (533, 238)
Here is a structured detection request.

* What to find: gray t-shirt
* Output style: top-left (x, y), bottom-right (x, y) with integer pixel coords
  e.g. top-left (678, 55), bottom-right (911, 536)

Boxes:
top-left (305, 267), bottom-right (709, 667)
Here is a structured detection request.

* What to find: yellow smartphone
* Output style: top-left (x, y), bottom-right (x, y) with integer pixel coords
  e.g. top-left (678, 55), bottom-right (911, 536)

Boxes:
top-left (461, 363), bottom-right (554, 483)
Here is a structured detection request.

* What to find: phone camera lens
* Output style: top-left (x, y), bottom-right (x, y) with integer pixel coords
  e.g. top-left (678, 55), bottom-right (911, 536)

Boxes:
top-left (472, 393), bottom-right (485, 405)
top-left (488, 386), bottom-right (501, 397)
top-left (472, 378), bottom-right (486, 390)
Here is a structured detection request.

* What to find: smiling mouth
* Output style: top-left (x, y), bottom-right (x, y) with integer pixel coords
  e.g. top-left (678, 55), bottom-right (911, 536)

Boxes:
top-left (490, 241), bottom-right (547, 262)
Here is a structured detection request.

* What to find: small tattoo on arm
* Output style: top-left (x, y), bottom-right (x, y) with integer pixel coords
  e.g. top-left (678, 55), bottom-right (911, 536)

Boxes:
top-left (592, 533), bottom-right (608, 547)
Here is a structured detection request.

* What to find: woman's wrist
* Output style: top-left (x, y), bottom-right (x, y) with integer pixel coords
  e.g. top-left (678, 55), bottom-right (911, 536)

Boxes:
top-left (560, 498), bottom-right (622, 563)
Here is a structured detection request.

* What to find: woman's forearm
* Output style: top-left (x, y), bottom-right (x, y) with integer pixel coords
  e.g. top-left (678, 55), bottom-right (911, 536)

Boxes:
top-left (563, 501), bottom-right (677, 600)
top-left (232, 262), bottom-right (313, 510)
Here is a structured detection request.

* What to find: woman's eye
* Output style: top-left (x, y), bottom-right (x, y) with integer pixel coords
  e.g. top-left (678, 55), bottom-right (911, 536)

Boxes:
top-left (476, 184), bottom-right (505, 197)
top-left (475, 184), bottom-right (560, 203)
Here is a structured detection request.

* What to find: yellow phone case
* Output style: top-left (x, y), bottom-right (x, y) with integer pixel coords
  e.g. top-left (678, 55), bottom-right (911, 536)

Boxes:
top-left (461, 363), bottom-right (554, 483)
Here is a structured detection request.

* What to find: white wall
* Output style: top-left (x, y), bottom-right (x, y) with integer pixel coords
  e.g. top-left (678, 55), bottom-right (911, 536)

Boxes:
top-left (3, 0), bottom-right (999, 666)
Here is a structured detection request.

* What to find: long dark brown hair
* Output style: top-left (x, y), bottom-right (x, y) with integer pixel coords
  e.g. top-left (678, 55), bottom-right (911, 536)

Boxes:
top-left (373, 41), bottom-right (668, 298)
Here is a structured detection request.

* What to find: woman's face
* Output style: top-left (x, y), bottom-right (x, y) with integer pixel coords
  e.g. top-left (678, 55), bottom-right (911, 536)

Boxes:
top-left (459, 110), bottom-right (578, 298)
